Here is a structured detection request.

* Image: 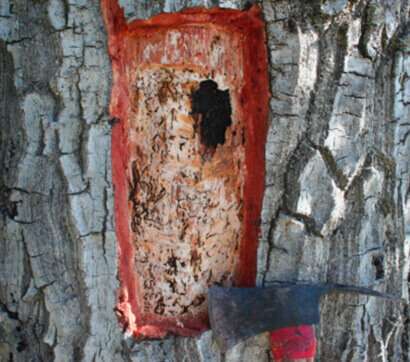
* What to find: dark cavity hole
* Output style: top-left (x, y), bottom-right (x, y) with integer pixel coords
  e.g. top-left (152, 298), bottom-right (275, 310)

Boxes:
top-left (191, 80), bottom-right (232, 149)
top-left (372, 255), bottom-right (384, 280)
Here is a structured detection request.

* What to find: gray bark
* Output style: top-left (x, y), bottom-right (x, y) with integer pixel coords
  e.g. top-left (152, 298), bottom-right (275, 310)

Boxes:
top-left (0, 0), bottom-right (409, 361)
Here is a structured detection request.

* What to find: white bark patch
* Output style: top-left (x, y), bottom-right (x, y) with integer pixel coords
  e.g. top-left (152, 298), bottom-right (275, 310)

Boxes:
top-left (263, 214), bottom-right (326, 283)
top-left (47, 0), bottom-right (67, 30)
top-left (321, 0), bottom-right (348, 16)
top-left (297, 151), bottom-right (335, 229)
top-left (22, 93), bottom-right (55, 155)
top-left (218, 0), bottom-right (242, 8)
top-left (60, 154), bottom-right (87, 194)
top-left (296, 26), bottom-right (319, 95)
top-left (321, 179), bottom-right (346, 236)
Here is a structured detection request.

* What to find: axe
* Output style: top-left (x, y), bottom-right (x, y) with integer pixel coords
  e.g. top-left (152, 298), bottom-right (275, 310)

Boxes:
top-left (208, 282), bottom-right (402, 359)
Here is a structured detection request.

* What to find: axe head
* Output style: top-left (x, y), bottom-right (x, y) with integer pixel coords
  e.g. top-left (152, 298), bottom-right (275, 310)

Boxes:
top-left (208, 284), bottom-right (322, 352)
top-left (208, 283), bottom-right (401, 351)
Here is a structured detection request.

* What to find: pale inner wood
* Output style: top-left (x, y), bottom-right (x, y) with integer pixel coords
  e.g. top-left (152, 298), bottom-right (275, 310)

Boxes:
top-left (128, 67), bottom-right (245, 319)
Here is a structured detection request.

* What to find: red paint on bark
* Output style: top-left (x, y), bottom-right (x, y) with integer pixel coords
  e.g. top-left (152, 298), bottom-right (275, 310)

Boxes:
top-left (102, 0), bottom-right (269, 338)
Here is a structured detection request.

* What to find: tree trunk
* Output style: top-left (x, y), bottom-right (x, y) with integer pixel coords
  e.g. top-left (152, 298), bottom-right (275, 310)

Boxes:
top-left (0, 0), bottom-right (409, 361)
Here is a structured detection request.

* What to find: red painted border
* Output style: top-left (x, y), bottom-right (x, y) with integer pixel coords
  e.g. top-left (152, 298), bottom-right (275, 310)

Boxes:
top-left (102, 1), bottom-right (270, 338)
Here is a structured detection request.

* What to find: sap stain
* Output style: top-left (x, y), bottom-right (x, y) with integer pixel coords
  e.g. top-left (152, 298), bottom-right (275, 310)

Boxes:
top-left (191, 80), bottom-right (232, 148)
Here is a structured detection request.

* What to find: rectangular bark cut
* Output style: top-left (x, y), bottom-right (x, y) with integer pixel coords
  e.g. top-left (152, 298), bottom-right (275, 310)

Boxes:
top-left (102, 1), bottom-right (269, 338)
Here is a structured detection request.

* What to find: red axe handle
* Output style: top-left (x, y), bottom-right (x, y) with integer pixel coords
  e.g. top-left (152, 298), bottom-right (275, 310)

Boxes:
top-left (270, 325), bottom-right (316, 362)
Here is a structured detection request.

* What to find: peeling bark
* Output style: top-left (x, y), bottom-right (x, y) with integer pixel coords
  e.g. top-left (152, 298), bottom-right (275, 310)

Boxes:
top-left (0, 0), bottom-right (409, 361)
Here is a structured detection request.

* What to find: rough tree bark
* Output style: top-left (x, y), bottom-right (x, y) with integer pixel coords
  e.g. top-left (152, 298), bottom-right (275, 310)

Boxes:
top-left (0, 0), bottom-right (409, 361)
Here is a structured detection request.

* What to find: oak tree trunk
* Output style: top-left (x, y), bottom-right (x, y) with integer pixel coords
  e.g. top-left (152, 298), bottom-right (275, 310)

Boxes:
top-left (1, 0), bottom-right (409, 361)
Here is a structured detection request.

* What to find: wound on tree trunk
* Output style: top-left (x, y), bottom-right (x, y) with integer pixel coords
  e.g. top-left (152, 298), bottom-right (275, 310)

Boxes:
top-left (102, 0), bottom-right (269, 338)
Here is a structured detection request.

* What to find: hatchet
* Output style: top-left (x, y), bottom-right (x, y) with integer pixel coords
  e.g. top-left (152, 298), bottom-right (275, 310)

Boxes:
top-left (208, 282), bottom-right (402, 359)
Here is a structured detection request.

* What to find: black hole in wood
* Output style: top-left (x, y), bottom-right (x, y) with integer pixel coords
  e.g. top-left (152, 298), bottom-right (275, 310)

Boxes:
top-left (191, 80), bottom-right (232, 148)
top-left (372, 255), bottom-right (384, 280)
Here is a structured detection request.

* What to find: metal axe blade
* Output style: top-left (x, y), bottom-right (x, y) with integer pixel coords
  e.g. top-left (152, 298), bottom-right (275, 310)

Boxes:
top-left (208, 282), bottom-right (402, 352)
